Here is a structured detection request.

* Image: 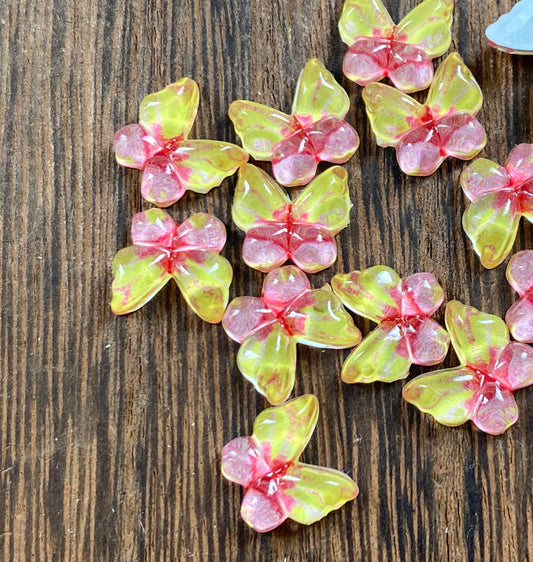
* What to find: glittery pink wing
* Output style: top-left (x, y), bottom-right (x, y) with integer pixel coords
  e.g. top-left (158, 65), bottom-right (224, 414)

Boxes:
top-left (240, 487), bottom-right (287, 533)
top-left (113, 123), bottom-right (160, 169)
top-left (404, 316), bottom-right (450, 366)
top-left (284, 287), bottom-right (361, 349)
top-left (302, 117), bottom-right (359, 165)
top-left (342, 38), bottom-right (390, 86)
top-left (288, 224), bottom-right (337, 273)
top-left (141, 155), bottom-right (185, 207)
top-left (221, 437), bottom-right (270, 487)
top-left (401, 273), bottom-right (445, 317)
top-left (492, 342), bottom-right (533, 390)
top-left (281, 463), bottom-right (359, 525)
top-left (460, 158), bottom-right (511, 202)
top-left (471, 379), bottom-right (518, 435)
top-left (435, 114), bottom-right (487, 161)
top-left (131, 208), bottom-right (176, 246)
top-left (242, 223), bottom-right (291, 272)
top-left (262, 266), bottom-right (311, 314)
top-left (272, 131), bottom-right (318, 187)
top-left (395, 122), bottom-right (446, 176)
top-left (505, 253), bottom-right (533, 342)
top-left (174, 213), bottom-right (226, 252)
top-left (386, 43), bottom-right (434, 92)
top-left (222, 297), bottom-right (276, 343)
top-left (506, 143), bottom-right (533, 183)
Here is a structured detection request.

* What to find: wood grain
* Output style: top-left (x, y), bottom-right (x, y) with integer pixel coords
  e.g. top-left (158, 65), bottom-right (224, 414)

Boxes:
top-left (1, 0), bottom-right (532, 560)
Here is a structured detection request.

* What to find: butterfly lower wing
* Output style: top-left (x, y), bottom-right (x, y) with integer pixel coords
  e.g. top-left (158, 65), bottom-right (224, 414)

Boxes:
top-left (402, 367), bottom-right (478, 427)
top-left (506, 143), bottom-right (533, 182)
top-left (341, 322), bottom-right (412, 383)
top-left (171, 140), bottom-right (248, 194)
top-left (460, 158), bottom-right (511, 202)
top-left (472, 380), bottom-right (518, 435)
top-left (240, 488), bottom-right (288, 533)
top-left (141, 155), bottom-right (185, 207)
top-left (396, 0), bottom-right (453, 57)
top-left (445, 301), bottom-right (509, 370)
top-left (505, 298), bottom-right (533, 343)
top-left (386, 43), bottom-right (434, 92)
top-left (237, 323), bottom-right (297, 405)
top-left (253, 395), bottom-right (319, 464)
top-left (506, 250), bottom-right (533, 295)
top-left (362, 82), bottom-right (427, 146)
top-left (114, 123), bottom-right (155, 169)
top-left (436, 114), bottom-right (487, 161)
top-left (281, 463), bottom-right (358, 525)
top-left (172, 250), bottom-right (232, 323)
top-left (405, 317), bottom-right (450, 366)
top-left (338, 0), bottom-right (394, 46)
top-left (291, 167), bottom-right (352, 232)
top-left (342, 38), bottom-right (389, 86)
top-left (174, 212), bottom-right (227, 251)
top-left (462, 191), bottom-right (520, 269)
top-left (331, 265), bottom-right (402, 322)
top-left (222, 297), bottom-right (276, 342)
top-left (229, 100), bottom-right (296, 160)
top-left (395, 122), bottom-right (445, 176)
top-left (493, 342), bottom-right (533, 389)
top-left (401, 273), bottom-right (445, 316)
top-left (289, 225), bottom-right (337, 273)
top-left (139, 78), bottom-right (199, 142)
top-left (242, 224), bottom-right (290, 272)
top-left (426, 53), bottom-right (483, 118)
top-left (111, 246), bottom-right (171, 315)
top-left (221, 437), bottom-right (261, 487)
top-left (285, 287), bottom-right (361, 349)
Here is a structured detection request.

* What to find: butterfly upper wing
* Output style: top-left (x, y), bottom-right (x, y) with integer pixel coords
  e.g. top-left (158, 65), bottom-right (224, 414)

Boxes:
top-left (462, 191), bottom-right (520, 269)
top-left (331, 266), bottom-right (402, 322)
top-left (396, 0), bottom-right (453, 57)
top-left (285, 286), bottom-right (362, 349)
top-left (171, 250), bottom-right (233, 323)
top-left (281, 463), bottom-right (358, 525)
top-left (291, 59), bottom-right (350, 125)
top-left (445, 301), bottom-right (509, 370)
top-left (252, 395), bottom-right (319, 465)
top-left (229, 100), bottom-right (297, 160)
top-left (232, 164), bottom-right (289, 232)
top-left (362, 82), bottom-right (427, 147)
top-left (402, 367), bottom-right (478, 427)
top-left (291, 167), bottom-right (352, 233)
top-left (139, 78), bottom-right (199, 143)
top-left (426, 53), bottom-right (483, 118)
top-left (110, 246), bottom-right (171, 315)
top-left (338, 0), bottom-right (394, 46)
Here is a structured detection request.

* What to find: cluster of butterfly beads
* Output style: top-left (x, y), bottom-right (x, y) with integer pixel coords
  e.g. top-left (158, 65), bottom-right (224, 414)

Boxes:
top-left (110, 0), bottom-right (533, 534)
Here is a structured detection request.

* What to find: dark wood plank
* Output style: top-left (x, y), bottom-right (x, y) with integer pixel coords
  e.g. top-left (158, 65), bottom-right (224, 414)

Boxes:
top-left (1, 0), bottom-right (532, 560)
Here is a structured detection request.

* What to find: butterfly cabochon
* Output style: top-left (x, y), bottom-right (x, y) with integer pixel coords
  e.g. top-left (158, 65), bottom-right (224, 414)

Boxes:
top-left (232, 164), bottom-right (352, 273)
top-left (339, 0), bottom-right (453, 92)
top-left (362, 52), bottom-right (487, 176)
top-left (229, 58), bottom-right (359, 187)
top-left (403, 301), bottom-right (533, 435)
top-left (485, 0), bottom-right (533, 55)
top-left (221, 395), bottom-right (359, 533)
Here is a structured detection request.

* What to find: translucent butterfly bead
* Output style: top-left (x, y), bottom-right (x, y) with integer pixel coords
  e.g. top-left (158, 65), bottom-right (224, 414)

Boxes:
top-left (486, 0), bottom-right (533, 55)
top-left (460, 143), bottom-right (533, 269)
top-left (222, 266), bottom-right (361, 404)
top-left (229, 58), bottom-right (359, 187)
top-left (111, 209), bottom-right (232, 323)
top-left (332, 266), bottom-right (450, 383)
top-left (113, 78), bottom-right (248, 207)
top-left (339, 0), bottom-right (453, 92)
top-left (221, 394), bottom-right (359, 533)
top-left (506, 251), bottom-right (533, 343)
top-left (232, 164), bottom-right (352, 273)
top-left (403, 301), bottom-right (533, 435)
top-left (362, 52), bottom-right (487, 176)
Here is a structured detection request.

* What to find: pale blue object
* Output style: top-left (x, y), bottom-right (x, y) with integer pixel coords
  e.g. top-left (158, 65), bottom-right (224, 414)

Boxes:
top-left (486, 0), bottom-right (533, 54)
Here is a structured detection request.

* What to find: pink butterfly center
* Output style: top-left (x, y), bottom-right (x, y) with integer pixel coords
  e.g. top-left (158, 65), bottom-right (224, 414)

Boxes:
top-left (380, 314), bottom-right (428, 359)
top-left (359, 31), bottom-right (414, 76)
top-left (464, 366), bottom-right (512, 394)
top-left (500, 173), bottom-right (533, 213)
top-left (136, 123), bottom-right (187, 163)
top-left (247, 460), bottom-right (296, 497)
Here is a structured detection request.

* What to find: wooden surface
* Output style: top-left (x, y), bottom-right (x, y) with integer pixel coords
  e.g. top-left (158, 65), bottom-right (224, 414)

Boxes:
top-left (1, 0), bottom-right (533, 560)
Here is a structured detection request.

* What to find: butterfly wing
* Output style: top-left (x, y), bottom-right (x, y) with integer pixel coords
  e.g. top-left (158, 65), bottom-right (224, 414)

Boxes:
top-left (229, 100), bottom-right (297, 160)
top-left (492, 342), bottom-right (533, 390)
top-left (404, 317), bottom-right (450, 366)
top-left (281, 463), bottom-right (358, 525)
top-left (471, 379), bottom-right (518, 435)
top-left (338, 0), bottom-right (394, 46)
top-left (341, 322), bottom-right (412, 383)
top-left (505, 251), bottom-right (533, 342)
top-left (401, 273), bottom-right (445, 316)
top-left (291, 59), bottom-right (350, 124)
top-left (505, 298), bottom-right (533, 343)
top-left (139, 78), bottom-right (199, 143)
top-left (237, 323), bottom-right (297, 405)
top-left (460, 158), bottom-right (511, 202)
top-left (223, 297), bottom-right (277, 342)
top-left (171, 250), bottom-right (232, 323)
top-left (285, 286), bottom-right (362, 349)
top-left (402, 367), bottom-right (479, 427)
top-left (331, 265), bottom-right (402, 322)
top-left (362, 82), bottom-right (427, 147)
top-left (396, 0), bottom-right (453, 57)
top-left (445, 301), bottom-right (509, 370)
top-left (174, 213), bottom-right (227, 251)
top-left (110, 246), bottom-right (171, 315)
top-left (506, 143), bottom-right (533, 183)
top-left (113, 123), bottom-right (160, 169)
top-left (462, 191), bottom-right (520, 269)
top-left (288, 225), bottom-right (337, 273)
